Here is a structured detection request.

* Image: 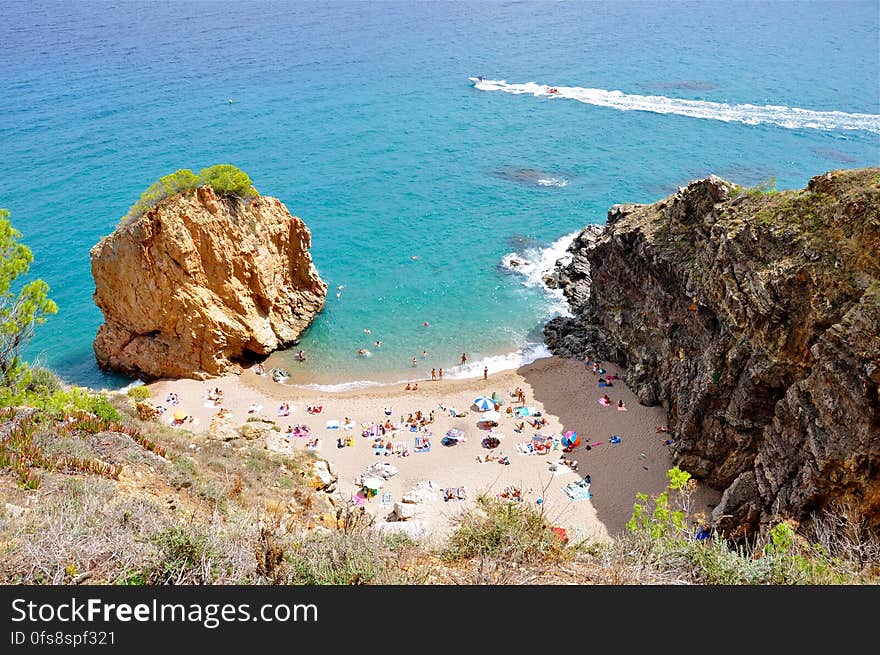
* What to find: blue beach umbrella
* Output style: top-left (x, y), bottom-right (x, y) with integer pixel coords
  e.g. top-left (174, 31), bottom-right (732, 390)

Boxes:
top-left (473, 396), bottom-right (495, 411)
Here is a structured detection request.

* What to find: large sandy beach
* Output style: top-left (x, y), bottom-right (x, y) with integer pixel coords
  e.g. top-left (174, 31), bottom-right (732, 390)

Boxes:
top-left (148, 356), bottom-right (719, 544)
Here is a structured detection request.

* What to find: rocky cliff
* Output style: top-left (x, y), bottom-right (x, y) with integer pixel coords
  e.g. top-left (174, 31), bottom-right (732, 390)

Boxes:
top-left (91, 186), bottom-right (327, 379)
top-left (545, 168), bottom-right (880, 538)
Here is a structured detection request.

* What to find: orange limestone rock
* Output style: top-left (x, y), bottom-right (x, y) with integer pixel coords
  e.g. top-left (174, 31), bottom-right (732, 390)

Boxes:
top-left (91, 186), bottom-right (327, 379)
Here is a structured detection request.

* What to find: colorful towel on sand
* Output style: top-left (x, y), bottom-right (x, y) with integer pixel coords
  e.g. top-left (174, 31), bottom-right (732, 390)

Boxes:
top-left (517, 441), bottom-right (537, 455)
top-left (563, 480), bottom-right (592, 501)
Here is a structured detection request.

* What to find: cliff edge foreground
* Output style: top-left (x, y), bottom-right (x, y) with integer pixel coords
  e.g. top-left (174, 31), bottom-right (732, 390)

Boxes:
top-left (91, 185), bottom-right (327, 379)
top-left (546, 168), bottom-right (880, 538)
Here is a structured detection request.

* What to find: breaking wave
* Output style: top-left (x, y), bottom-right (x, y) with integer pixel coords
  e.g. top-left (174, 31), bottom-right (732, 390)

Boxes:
top-left (442, 343), bottom-right (552, 380)
top-left (500, 230), bottom-right (581, 316)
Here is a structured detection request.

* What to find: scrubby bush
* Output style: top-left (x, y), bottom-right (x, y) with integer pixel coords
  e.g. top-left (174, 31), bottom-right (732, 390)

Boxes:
top-left (444, 496), bottom-right (572, 565)
top-left (126, 385), bottom-right (150, 401)
top-left (285, 532), bottom-right (380, 585)
top-left (147, 526), bottom-right (218, 584)
top-left (23, 365), bottom-right (63, 395)
top-left (198, 164), bottom-right (258, 198)
top-left (123, 169), bottom-right (201, 223)
top-left (621, 467), bottom-right (880, 585)
top-left (0, 385), bottom-right (121, 422)
top-left (122, 165), bottom-right (258, 224)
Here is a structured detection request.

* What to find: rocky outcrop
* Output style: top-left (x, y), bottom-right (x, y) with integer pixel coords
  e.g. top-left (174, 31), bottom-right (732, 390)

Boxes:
top-left (91, 186), bottom-right (326, 379)
top-left (546, 168), bottom-right (880, 538)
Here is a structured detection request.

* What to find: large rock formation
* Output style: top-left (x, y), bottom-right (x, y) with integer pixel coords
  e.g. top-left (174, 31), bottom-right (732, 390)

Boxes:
top-left (545, 168), bottom-right (880, 538)
top-left (91, 186), bottom-right (327, 379)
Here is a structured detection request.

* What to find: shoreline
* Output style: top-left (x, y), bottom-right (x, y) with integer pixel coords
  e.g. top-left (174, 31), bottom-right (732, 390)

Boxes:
top-left (147, 355), bottom-right (720, 543)
top-left (252, 342), bottom-right (555, 393)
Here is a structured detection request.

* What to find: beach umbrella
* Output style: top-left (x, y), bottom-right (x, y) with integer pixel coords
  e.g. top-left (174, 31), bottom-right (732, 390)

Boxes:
top-left (478, 410), bottom-right (501, 422)
top-left (172, 410), bottom-right (188, 421)
top-left (362, 477), bottom-right (384, 490)
top-left (562, 430), bottom-right (580, 448)
top-left (446, 428), bottom-right (465, 439)
top-left (473, 396), bottom-right (495, 411)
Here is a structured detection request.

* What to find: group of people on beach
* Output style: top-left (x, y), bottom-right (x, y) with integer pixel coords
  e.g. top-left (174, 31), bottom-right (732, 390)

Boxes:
top-left (206, 387), bottom-right (223, 406)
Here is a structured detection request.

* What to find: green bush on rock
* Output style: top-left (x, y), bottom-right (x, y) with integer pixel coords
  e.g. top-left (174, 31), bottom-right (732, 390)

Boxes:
top-left (198, 164), bottom-right (258, 199)
top-left (124, 169), bottom-right (201, 224)
top-left (123, 164), bottom-right (258, 225)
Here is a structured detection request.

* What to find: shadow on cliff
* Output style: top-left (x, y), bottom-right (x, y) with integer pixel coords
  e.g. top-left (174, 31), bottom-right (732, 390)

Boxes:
top-left (517, 356), bottom-right (720, 538)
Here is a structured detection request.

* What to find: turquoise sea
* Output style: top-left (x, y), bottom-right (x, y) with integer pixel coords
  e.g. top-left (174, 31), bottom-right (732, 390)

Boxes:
top-left (2, 0), bottom-right (878, 389)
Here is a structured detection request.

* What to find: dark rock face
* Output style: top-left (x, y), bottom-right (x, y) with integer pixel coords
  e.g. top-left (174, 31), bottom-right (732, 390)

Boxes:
top-left (545, 168), bottom-right (880, 538)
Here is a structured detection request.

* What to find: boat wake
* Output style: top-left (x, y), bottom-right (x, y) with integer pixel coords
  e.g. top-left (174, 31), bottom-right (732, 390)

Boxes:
top-left (469, 77), bottom-right (880, 134)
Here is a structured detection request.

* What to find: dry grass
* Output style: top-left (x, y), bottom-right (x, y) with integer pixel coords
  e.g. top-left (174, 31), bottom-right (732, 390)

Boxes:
top-left (3, 398), bottom-right (878, 586)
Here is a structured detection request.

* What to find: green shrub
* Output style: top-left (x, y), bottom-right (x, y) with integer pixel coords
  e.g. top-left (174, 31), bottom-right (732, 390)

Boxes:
top-left (24, 366), bottom-right (63, 395)
top-left (627, 466), bottom-right (693, 539)
top-left (443, 496), bottom-right (571, 564)
top-left (0, 385), bottom-right (122, 422)
top-left (126, 385), bottom-right (150, 401)
top-left (148, 526), bottom-right (217, 584)
top-left (286, 533), bottom-right (379, 585)
top-left (114, 570), bottom-right (147, 586)
top-left (198, 164), bottom-right (258, 198)
top-left (124, 169), bottom-right (200, 223)
top-left (120, 165), bottom-right (258, 225)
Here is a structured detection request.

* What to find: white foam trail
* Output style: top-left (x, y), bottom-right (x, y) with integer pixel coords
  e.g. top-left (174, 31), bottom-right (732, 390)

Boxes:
top-left (470, 77), bottom-right (880, 134)
top-left (443, 343), bottom-right (552, 380)
top-left (536, 177), bottom-right (569, 187)
top-left (501, 230), bottom-right (581, 316)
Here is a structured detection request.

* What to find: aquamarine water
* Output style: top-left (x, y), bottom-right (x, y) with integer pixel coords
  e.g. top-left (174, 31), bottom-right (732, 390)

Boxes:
top-left (2, 0), bottom-right (878, 389)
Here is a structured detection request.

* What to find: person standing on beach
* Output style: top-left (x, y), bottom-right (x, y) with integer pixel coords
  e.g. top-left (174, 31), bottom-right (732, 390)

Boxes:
top-left (438, 368), bottom-right (443, 380)
top-left (461, 353), bottom-right (467, 366)
top-left (483, 365), bottom-right (488, 380)
top-left (431, 368), bottom-right (437, 381)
